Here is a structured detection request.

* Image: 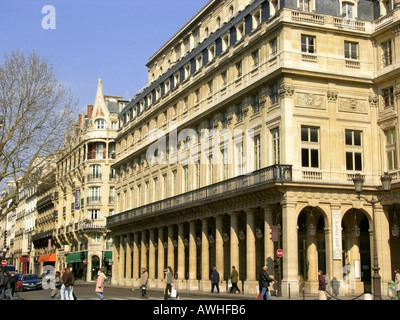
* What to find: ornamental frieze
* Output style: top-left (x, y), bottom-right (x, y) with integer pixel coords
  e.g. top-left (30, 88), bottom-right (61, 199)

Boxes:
top-left (338, 97), bottom-right (367, 113)
top-left (295, 92), bottom-right (325, 109)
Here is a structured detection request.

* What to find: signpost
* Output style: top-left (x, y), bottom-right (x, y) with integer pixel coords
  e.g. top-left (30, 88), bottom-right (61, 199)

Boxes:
top-left (275, 249), bottom-right (283, 297)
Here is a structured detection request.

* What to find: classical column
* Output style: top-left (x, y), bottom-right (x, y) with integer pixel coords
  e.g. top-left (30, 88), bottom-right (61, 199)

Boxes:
top-left (133, 232), bottom-right (140, 280)
top-left (245, 209), bottom-right (257, 294)
top-left (167, 224), bottom-right (174, 268)
top-left (188, 220), bottom-right (198, 290)
top-left (263, 206), bottom-right (275, 269)
top-left (201, 218), bottom-right (210, 291)
top-left (126, 233), bottom-right (132, 283)
top-left (215, 215), bottom-right (224, 285)
top-left (177, 222), bottom-right (185, 288)
top-left (149, 228), bottom-right (156, 281)
top-left (141, 230), bottom-right (147, 269)
top-left (157, 227), bottom-right (165, 288)
top-left (230, 212), bottom-right (240, 275)
top-left (281, 202), bottom-right (300, 298)
top-left (112, 235), bottom-right (120, 283)
top-left (118, 234), bottom-right (125, 285)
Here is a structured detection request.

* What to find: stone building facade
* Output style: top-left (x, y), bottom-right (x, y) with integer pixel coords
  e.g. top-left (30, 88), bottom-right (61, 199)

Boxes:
top-left (53, 79), bottom-right (128, 281)
top-left (109, 0), bottom-right (400, 298)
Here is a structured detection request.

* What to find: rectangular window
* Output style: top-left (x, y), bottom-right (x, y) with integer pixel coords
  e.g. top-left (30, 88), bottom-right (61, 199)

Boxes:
top-left (382, 87), bottom-right (394, 108)
top-left (344, 41), bottom-right (358, 60)
top-left (270, 83), bottom-right (279, 105)
top-left (153, 177), bottom-right (158, 202)
top-left (236, 61), bottom-right (242, 78)
top-left (342, 2), bottom-right (354, 18)
top-left (254, 135), bottom-right (261, 170)
top-left (299, 0), bottom-right (310, 11)
top-left (162, 174), bottom-right (167, 199)
top-left (207, 155), bottom-right (213, 185)
top-left (270, 38), bottom-right (277, 57)
top-left (183, 166), bottom-right (188, 193)
top-left (252, 50), bottom-right (259, 67)
top-left (272, 128), bottom-right (280, 165)
top-left (385, 128), bottom-right (398, 171)
top-left (301, 35), bottom-right (316, 53)
top-left (301, 126), bottom-right (319, 168)
top-left (345, 130), bottom-right (362, 171)
top-left (89, 209), bottom-right (100, 220)
top-left (172, 170), bottom-right (177, 196)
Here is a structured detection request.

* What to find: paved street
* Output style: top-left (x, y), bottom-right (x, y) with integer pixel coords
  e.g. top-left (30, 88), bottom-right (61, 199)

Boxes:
top-left (8, 280), bottom-right (374, 301)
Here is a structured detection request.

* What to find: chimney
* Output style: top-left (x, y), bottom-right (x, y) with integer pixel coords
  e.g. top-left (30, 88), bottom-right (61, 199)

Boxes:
top-left (87, 105), bottom-right (94, 118)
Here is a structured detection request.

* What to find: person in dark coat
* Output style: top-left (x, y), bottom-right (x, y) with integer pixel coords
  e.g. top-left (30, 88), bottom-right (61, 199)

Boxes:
top-left (2, 270), bottom-right (13, 300)
top-left (258, 265), bottom-right (275, 300)
top-left (210, 267), bottom-right (220, 293)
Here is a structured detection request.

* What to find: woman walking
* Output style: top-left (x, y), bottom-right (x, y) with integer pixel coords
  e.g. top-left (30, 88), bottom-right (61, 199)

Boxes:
top-left (95, 267), bottom-right (106, 300)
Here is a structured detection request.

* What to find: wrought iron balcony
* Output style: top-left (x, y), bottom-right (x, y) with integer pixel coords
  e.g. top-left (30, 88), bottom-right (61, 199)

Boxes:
top-left (108, 164), bottom-right (291, 227)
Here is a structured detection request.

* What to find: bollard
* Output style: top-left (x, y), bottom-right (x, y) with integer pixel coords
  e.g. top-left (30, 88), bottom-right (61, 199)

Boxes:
top-left (363, 293), bottom-right (373, 300)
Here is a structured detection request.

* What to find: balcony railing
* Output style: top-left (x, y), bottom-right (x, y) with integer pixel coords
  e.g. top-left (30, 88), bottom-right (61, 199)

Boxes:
top-left (108, 164), bottom-right (292, 227)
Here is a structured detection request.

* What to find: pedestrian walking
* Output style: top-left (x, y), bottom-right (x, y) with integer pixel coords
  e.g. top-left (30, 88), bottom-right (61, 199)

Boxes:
top-left (51, 271), bottom-right (62, 300)
top-left (163, 266), bottom-right (174, 300)
top-left (69, 271), bottom-right (77, 300)
top-left (139, 267), bottom-right (149, 298)
top-left (95, 267), bottom-right (106, 300)
top-left (210, 267), bottom-right (220, 293)
top-left (0, 269), bottom-right (5, 299)
top-left (60, 268), bottom-right (73, 300)
top-left (229, 266), bottom-right (240, 293)
top-left (258, 265), bottom-right (275, 300)
top-left (318, 270), bottom-right (327, 300)
top-left (394, 269), bottom-right (400, 299)
top-left (10, 272), bottom-right (22, 300)
top-left (2, 270), bottom-right (13, 300)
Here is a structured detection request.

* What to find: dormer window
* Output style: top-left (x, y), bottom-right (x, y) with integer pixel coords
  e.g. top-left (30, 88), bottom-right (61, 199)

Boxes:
top-left (95, 119), bottom-right (106, 129)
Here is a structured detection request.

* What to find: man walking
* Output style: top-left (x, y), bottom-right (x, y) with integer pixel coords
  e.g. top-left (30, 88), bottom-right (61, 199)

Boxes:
top-left (210, 267), bottom-right (220, 293)
top-left (229, 266), bottom-right (240, 293)
top-left (258, 265), bottom-right (275, 300)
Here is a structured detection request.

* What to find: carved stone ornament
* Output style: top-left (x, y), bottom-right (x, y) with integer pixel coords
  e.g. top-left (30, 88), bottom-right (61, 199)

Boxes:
top-left (338, 97), bottom-right (367, 113)
top-left (368, 95), bottom-right (379, 107)
top-left (327, 90), bottom-right (338, 102)
top-left (278, 84), bottom-right (294, 98)
top-left (296, 93), bottom-right (325, 109)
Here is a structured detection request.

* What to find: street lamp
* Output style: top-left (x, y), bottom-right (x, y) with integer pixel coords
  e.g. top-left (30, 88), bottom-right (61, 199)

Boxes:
top-left (352, 172), bottom-right (392, 300)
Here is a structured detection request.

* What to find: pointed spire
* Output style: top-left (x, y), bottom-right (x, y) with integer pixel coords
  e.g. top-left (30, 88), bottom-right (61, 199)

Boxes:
top-left (95, 78), bottom-right (104, 103)
top-left (92, 78), bottom-right (108, 118)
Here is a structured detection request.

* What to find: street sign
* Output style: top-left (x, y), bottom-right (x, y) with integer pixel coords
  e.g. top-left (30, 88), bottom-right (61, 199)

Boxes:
top-left (82, 259), bottom-right (87, 264)
top-left (276, 249), bottom-right (283, 258)
top-left (1, 260), bottom-right (6, 267)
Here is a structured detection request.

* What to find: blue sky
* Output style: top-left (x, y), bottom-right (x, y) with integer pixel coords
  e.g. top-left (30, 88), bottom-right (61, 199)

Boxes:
top-left (0, 0), bottom-right (209, 112)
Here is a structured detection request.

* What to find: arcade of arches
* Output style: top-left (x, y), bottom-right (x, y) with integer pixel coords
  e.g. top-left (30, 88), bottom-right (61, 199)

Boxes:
top-left (109, 190), bottom-right (400, 298)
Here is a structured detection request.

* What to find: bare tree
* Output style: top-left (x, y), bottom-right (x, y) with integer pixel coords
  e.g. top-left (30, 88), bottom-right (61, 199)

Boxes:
top-left (0, 50), bottom-right (78, 214)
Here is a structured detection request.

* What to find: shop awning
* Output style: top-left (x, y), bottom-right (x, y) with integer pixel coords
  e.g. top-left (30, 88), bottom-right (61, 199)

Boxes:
top-left (38, 253), bottom-right (56, 262)
top-left (66, 251), bottom-right (87, 263)
top-left (19, 255), bottom-right (30, 262)
top-left (104, 251), bottom-right (112, 261)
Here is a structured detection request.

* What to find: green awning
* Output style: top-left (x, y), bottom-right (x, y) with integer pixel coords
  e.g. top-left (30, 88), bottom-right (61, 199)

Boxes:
top-left (104, 251), bottom-right (112, 261)
top-left (66, 251), bottom-right (87, 263)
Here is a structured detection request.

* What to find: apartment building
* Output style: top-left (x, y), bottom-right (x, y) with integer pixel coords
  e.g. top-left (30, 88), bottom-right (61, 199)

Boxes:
top-left (109, 0), bottom-right (400, 298)
top-left (52, 79), bottom-right (128, 281)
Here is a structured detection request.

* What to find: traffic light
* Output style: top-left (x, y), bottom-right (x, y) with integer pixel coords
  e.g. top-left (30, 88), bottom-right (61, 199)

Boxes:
top-left (3, 231), bottom-right (7, 248)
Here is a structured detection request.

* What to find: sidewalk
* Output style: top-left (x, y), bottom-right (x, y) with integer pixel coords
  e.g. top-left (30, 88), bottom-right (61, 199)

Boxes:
top-left (76, 279), bottom-right (367, 300)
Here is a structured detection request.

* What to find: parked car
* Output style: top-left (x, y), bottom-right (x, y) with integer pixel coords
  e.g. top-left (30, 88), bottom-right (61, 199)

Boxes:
top-left (21, 274), bottom-right (42, 291)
